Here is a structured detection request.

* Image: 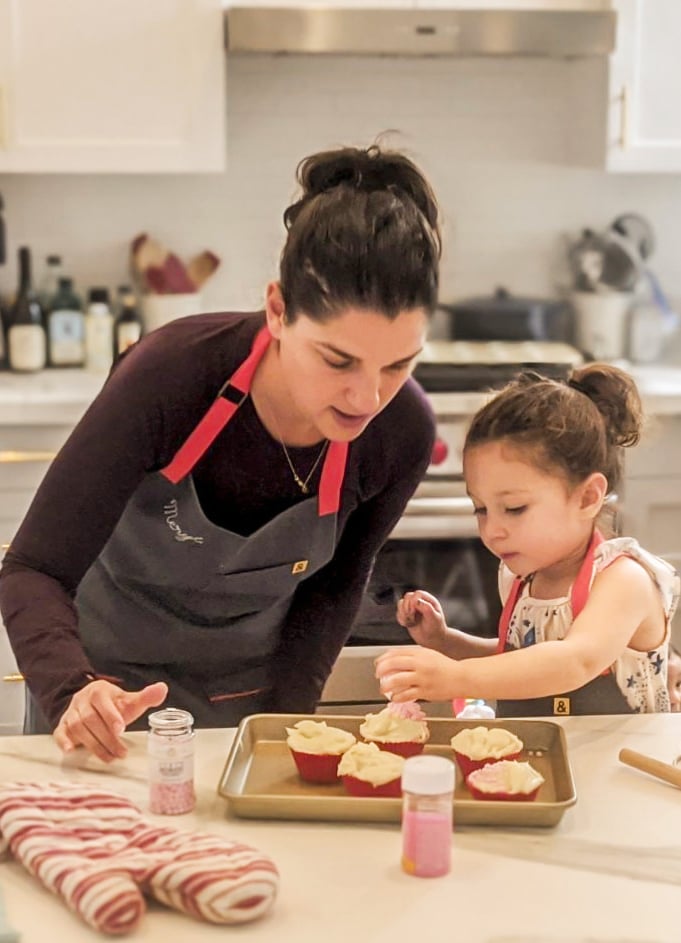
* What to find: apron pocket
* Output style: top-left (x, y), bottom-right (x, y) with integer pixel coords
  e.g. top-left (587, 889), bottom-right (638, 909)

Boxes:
top-left (203, 664), bottom-right (272, 705)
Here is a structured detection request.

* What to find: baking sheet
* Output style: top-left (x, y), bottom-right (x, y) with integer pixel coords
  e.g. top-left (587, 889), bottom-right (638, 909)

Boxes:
top-left (217, 713), bottom-right (577, 827)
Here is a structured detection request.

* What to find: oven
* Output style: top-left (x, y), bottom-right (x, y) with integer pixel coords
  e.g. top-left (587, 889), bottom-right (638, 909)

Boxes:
top-left (319, 340), bottom-right (584, 715)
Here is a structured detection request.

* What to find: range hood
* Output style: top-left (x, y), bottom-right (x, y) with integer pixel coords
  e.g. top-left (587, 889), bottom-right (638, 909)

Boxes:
top-left (224, 6), bottom-right (616, 58)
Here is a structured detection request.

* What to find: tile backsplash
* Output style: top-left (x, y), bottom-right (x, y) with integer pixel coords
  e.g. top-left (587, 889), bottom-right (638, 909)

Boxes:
top-left (1, 54), bottom-right (681, 316)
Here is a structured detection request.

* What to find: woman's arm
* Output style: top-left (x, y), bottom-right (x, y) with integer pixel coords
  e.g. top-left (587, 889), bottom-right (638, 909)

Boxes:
top-left (376, 556), bottom-right (658, 702)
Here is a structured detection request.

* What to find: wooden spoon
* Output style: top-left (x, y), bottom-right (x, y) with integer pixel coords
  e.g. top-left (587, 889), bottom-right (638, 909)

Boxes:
top-left (187, 250), bottom-right (220, 289)
top-left (619, 748), bottom-right (681, 788)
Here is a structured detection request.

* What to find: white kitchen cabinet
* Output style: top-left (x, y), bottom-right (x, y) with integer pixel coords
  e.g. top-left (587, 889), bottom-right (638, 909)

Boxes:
top-left (0, 413), bottom-right (88, 735)
top-left (622, 414), bottom-right (681, 643)
top-left (606, 0), bottom-right (681, 172)
top-left (0, 0), bottom-right (226, 173)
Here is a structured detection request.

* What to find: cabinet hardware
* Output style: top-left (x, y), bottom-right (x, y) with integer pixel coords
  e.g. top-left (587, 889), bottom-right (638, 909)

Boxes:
top-left (2, 674), bottom-right (24, 683)
top-left (0, 450), bottom-right (57, 463)
top-left (1, 544), bottom-right (9, 551)
top-left (618, 84), bottom-right (629, 150)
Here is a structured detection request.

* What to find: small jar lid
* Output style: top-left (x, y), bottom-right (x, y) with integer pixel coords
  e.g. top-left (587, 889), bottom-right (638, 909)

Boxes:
top-left (148, 707), bottom-right (194, 732)
top-left (402, 755), bottom-right (455, 794)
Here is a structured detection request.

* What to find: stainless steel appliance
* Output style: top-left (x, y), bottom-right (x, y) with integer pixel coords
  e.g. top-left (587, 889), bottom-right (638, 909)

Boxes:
top-left (319, 339), bottom-right (583, 715)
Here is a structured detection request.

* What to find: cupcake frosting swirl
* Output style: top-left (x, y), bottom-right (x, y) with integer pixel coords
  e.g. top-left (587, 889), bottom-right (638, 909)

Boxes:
top-left (360, 705), bottom-right (429, 744)
top-left (338, 742), bottom-right (404, 786)
top-left (467, 760), bottom-right (544, 795)
top-left (450, 725), bottom-right (523, 760)
top-left (285, 720), bottom-right (356, 756)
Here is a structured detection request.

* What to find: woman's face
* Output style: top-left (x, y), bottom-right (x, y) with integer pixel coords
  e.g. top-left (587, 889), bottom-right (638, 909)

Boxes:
top-left (266, 285), bottom-right (428, 443)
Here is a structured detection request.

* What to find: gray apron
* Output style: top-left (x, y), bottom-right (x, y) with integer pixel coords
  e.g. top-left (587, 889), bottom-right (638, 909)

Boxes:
top-left (495, 531), bottom-right (634, 717)
top-left (28, 326), bottom-right (349, 731)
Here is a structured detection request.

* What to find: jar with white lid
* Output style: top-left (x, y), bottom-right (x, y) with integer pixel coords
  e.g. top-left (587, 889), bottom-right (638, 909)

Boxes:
top-left (401, 755), bottom-right (455, 878)
top-left (147, 707), bottom-right (196, 815)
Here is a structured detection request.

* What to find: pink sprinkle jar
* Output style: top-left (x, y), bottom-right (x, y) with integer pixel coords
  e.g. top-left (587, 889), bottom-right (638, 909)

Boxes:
top-left (147, 707), bottom-right (196, 815)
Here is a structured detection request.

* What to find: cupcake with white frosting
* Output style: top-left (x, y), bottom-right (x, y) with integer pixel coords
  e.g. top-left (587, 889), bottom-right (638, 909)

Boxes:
top-left (285, 720), bottom-right (356, 784)
top-left (466, 759), bottom-right (544, 802)
top-left (359, 701), bottom-right (430, 758)
top-left (450, 725), bottom-right (523, 778)
top-left (338, 742), bottom-right (404, 798)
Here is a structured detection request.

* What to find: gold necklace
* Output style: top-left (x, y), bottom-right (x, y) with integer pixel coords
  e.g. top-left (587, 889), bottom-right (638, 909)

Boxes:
top-left (268, 406), bottom-right (328, 494)
top-left (280, 437), bottom-right (329, 494)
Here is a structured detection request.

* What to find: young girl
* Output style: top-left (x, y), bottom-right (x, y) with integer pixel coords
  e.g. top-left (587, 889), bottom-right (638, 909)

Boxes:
top-left (376, 364), bottom-right (680, 715)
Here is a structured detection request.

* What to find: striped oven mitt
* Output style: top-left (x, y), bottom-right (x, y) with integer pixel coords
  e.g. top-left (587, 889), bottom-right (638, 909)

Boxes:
top-left (0, 782), bottom-right (279, 936)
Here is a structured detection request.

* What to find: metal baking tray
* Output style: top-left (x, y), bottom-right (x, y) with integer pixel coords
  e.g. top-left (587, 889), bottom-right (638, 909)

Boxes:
top-left (217, 713), bottom-right (577, 827)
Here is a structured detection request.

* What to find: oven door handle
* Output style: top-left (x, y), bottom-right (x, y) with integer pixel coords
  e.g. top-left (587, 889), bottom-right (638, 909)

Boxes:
top-left (403, 496), bottom-right (474, 516)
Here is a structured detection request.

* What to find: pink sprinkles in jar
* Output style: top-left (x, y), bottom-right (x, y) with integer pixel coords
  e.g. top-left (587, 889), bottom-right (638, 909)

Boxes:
top-left (147, 708), bottom-right (196, 815)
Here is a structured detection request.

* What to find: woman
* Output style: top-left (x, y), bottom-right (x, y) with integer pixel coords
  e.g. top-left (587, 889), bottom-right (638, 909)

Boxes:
top-left (0, 143), bottom-right (441, 761)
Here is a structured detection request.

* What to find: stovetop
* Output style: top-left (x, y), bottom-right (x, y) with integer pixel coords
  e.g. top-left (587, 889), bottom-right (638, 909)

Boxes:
top-left (414, 340), bottom-right (583, 393)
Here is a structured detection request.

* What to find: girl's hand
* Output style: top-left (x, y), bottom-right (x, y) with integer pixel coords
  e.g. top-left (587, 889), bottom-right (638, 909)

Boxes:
top-left (53, 679), bottom-right (168, 764)
top-left (375, 646), bottom-right (462, 702)
top-left (397, 590), bottom-right (448, 651)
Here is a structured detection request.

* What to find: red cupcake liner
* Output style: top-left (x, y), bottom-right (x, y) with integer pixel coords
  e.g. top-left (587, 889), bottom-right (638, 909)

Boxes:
top-left (341, 774), bottom-right (402, 798)
top-left (465, 780), bottom-right (541, 802)
top-left (453, 749), bottom-right (521, 779)
top-left (289, 748), bottom-right (343, 784)
top-left (368, 739), bottom-right (425, 759)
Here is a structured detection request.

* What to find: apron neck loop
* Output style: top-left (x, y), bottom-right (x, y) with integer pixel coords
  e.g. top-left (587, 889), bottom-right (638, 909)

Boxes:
top-left (496, 528), bottom-right (604, 653)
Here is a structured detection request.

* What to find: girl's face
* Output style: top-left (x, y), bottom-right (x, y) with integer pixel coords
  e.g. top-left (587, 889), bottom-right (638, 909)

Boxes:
top-left (463, 440), bottom-right (602, 580)
top-left (265, 285), bottom-right (428, 443)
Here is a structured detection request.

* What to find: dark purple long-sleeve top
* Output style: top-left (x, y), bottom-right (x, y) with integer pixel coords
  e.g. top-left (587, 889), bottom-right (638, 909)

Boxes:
top-left (0, 311), bottom-right (435, 728)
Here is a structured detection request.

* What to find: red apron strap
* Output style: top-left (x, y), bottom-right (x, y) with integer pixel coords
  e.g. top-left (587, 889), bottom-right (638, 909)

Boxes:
top-left (495, 528), bottom-right (604, 652)
top-left (161, 326), bottom-right (271, 485)
top-left (496, 576), bottom-right (527, 654)
top-left (570, 529), bottom-right (604, 618)
top-left (318, 441), bottom-right (349, 517)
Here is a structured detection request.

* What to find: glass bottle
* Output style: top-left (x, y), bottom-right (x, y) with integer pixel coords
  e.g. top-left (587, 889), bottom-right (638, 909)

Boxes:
top-left (147, 708), bottom-right (196, 815)
top-left (48, 276), bottom-right (85, 368)
top-left (401, 755), bottom-right (455, 878)
top-left (84, 286), bottom-right (114, 372)
top-left (7, 246), bottom-right (46, 372)
top-left (114, 286), bottom-right (143, 358)
top-left (38, 254), bottom-right (64, 311)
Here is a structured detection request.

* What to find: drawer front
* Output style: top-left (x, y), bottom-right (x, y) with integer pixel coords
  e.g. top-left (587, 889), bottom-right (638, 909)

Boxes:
top-left (0, 424), bottom-right (75, 451)
top-left (0, 456), bottom-right (54, 491)
top-left (0, 491), bottom-right (39, 545)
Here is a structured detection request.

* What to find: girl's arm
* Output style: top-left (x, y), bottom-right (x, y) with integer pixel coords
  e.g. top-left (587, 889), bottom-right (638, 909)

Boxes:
top-left (376, 556), bottom-right (660, 702)
top-left (397, 590), bottom-right (497, 659)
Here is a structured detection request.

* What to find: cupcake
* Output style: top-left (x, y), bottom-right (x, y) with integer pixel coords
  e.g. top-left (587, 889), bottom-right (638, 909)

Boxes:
top-left (466, 760), bottom-right (544, 802)
top-left (359, 701), bottom-right (430, 758)
top-left (450, 726), bottom-right (523, 778)
top-left (285, 720), bottom-right (356, 784)
top-left (337, 742), bottom-right (404, 798)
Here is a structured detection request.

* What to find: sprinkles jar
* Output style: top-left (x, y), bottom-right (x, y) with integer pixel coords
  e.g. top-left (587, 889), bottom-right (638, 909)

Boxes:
top-left (147, 708), bottom-right (196, 815)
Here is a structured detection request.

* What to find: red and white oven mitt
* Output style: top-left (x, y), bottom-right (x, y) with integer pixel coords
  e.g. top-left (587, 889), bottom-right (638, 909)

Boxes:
top-left (0, 782), bottom-right (279, 935)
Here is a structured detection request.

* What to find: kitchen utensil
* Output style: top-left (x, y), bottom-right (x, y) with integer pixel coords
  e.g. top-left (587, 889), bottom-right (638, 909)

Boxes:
top-left (187, 250), bottom-right (220, 289)
top-left (438, 287), bottom-right (574, 343)
top-left (160, 253), bottom-right (196, 294)
top-left (610, 212), bottom-right (655, 261)
top-left (571, 289), bottom-right (632, 360)
top-left (618, 747), bottom-right (681, 789)
top-left (568, 228), bottom-right (640, 294)
top-left (130, 233), bottom-right (168, 276)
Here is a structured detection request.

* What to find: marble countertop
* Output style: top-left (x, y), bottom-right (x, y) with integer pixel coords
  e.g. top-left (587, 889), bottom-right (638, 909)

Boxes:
top-left (2, 363), bottom-right (681, 425)
top-left (1, 714), bottom-right (681, 942)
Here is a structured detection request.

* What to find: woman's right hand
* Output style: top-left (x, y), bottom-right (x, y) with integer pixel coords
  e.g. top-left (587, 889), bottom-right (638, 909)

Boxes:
top-left (53, 679), bottom-right (168, 763)
top-left (396, 590), bottom-right (448, 651)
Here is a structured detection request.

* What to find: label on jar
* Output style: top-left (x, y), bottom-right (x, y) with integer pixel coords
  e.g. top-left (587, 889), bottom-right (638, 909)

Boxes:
top-left (9, 324), bottom-right (46, 371)
top-left (148, 737), bottom-right (194, 783)
top-left (49, 309), bottom-right (85, 366)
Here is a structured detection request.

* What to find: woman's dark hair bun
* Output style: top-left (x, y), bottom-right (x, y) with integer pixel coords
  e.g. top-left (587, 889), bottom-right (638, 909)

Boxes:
top-left (285, 144), bottom-right (440, 243)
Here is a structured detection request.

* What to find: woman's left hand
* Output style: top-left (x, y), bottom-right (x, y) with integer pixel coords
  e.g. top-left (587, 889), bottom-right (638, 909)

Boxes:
top-left (375, 646), bottom-right (462, 702)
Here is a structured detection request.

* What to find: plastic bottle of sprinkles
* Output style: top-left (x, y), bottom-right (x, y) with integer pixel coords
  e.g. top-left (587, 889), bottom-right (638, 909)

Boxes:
top-left (147, 708), bottom-right (196, 814)
top-left (401, 755), bottom-right (455, 877)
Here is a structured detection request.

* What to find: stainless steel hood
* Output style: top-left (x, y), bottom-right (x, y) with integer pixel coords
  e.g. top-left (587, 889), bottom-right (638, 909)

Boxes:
top-left (224, 7), bottom-right (616, 58)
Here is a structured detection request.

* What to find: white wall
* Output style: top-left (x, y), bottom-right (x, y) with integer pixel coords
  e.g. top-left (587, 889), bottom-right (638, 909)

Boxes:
top-left (1, 54), bottom-right (681, 318)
